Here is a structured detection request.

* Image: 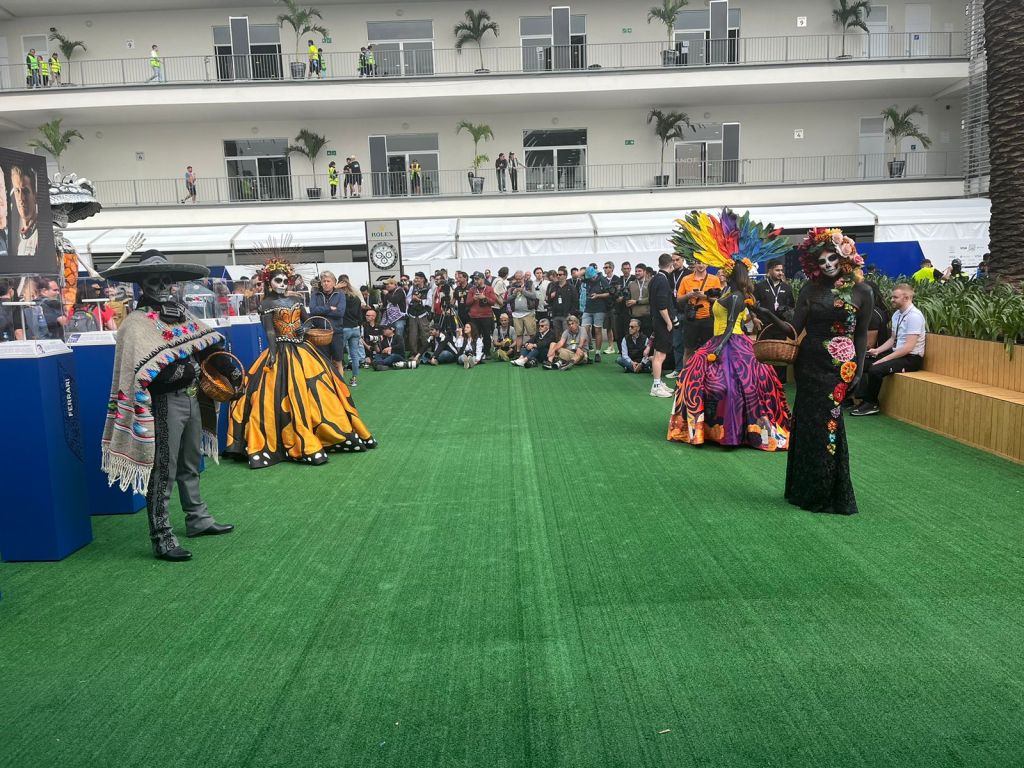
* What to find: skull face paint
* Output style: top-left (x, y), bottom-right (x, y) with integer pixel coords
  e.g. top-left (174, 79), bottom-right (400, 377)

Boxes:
top-left (141, 274), bottom-right (175, 303)
top-left (270, 274), bottom-right (289, 295)
top-left (818, 251), bottom-right (840, 278)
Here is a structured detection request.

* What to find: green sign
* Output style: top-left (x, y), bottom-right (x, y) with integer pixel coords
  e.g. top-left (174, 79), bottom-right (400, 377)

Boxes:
top-left (624, 139), bottom-right (635, 146)
top-left (622, 27), bottom-right (633, 33)
top-left (326, 150), bottom-right (337, 156)
top-left (324, 37), bottom-right (332, 43)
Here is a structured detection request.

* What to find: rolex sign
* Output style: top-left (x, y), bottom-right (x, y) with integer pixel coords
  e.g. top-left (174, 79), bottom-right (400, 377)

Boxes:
top-left (365, 219), bottom-right (403, 288)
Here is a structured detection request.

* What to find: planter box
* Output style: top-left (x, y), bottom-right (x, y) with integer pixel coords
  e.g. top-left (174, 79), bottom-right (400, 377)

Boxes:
top-left (289, 61), bottom-right (306, 80)
top-left (888, 159), bottom-right (907, 178)
top-left (306, 187), bottom-right (322, 200)
top-left (468, 175), bottom-right (484, 194)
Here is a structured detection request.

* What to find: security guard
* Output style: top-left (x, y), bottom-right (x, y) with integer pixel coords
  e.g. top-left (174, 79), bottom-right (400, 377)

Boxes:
top-left (49, 53), bottom-right (61, 86)
top-left (39, 55), bottom-right (50, 86)
top-left (366, 45), bottom-right (376, 76)
top-left (409, 160), bottom-right (422, 195)
top-left (27, 50), bottom-right (40, 87)
top-left (328, 161), bottom-right (340, 199)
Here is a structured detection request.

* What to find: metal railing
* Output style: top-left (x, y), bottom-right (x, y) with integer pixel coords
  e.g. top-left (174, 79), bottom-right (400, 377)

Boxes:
top-left (0, 31), bottom-right (966, 92)
top-left (88, 152), bottom-right (958, 208)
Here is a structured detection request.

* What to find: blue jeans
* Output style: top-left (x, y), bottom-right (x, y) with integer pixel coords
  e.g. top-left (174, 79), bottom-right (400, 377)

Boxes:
top-left (672, 320), bottom-right (686, 373)
top-left (618, 355), bottom-right (651, 373)
top-left (519, 344), bottom-right (549, 363)
top-left (373, 353), bottom-right (403, 367)
top-left (341, 327), bottom-right (362, 377)
top-left (392, 317), bottom-right (407, 340)
top-left (423, 350), bottom-right (456, 364)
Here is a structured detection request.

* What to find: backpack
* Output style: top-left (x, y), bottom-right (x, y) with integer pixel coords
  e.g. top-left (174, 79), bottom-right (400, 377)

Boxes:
top-left (69, 309), bottom-right (99, 333)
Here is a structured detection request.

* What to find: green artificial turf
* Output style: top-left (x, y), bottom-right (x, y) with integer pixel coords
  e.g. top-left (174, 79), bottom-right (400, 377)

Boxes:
top-left (1, 362), bottom-right (1022, 768)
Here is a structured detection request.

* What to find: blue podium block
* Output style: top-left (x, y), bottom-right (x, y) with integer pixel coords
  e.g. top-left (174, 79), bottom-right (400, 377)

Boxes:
top-left (68, 333), bottom-right (146, 516)
top-left (0, 341), bottom-right (93, 561)
top-left (219, 316), bottom-right (266, 449)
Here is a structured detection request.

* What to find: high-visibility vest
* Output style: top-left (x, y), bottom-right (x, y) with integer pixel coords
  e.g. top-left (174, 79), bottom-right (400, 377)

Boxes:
top-left (150, 50), bottom-right (161, 68)
top-left (308, 44), bottom-right (318, 60)
top-left (367, 51), bottom-right (375, 65)
top-left (328, 167), bottom-right (339, 184)
top-left (40, 60), bottom-right (49, 75)
top-left (29, 56), bottom-right (39, 71)
top-left (50, 57), bottom-right (61, 74)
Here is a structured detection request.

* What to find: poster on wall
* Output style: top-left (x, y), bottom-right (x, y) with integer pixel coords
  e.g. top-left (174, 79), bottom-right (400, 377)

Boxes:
top-left (0, 146), bottom-right (56, 274)
top-left (365, 219), bottom-right (403, 288)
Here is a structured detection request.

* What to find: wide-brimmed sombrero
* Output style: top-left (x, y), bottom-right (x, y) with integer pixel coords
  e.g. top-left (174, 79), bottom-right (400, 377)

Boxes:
top-left (101, 250), bottom-right (209, 283)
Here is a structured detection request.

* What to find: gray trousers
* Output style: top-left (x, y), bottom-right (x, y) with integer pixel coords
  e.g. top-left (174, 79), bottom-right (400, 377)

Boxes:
top-left (146, 389), bottom-right (214, 554)
top-left (407, 314), bottom-right (431, 356)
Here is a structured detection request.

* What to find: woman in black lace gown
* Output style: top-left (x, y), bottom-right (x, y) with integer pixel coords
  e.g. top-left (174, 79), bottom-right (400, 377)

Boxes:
top-left (762, 229), bottom-right (873, 514)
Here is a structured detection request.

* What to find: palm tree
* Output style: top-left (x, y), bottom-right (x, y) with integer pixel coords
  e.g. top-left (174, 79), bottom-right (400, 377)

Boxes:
top-left (28, 118), bottom-right (84, 173)
top-left (48, 27), bottom-right (87, 62)
top-left (881, 105), bottom-right (932, 176)
top-left (456, 120), bottom-right (495, 174)
top-left (833, 0), bottom-right (871, 58)
top-left (287, 129), bottom-right (329, 194)
top-left (453, 9), bottom-right (499, 72)
top-left (983, 0), bottom-right (1024, 282)
top-left (275, 0), bottom-right (329, 57)
top-left (647, 0), bottom-right (689, 51)
top-left (647, 109), bottom-right (693, 185)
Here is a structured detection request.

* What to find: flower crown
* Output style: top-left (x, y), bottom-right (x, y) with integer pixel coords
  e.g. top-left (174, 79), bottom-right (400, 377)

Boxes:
top-left (797, 228), bottom-right (865, 281)
top-left (257, 258), bottom-right (294, 285)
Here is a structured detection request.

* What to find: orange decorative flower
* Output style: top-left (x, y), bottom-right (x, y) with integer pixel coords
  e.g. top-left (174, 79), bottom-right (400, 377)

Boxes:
top-left (744, 297), bottom-right (755, 306)
top-left (840, 361), bottom-right (857, 383)
top-left (828, 420), bottom-right (838, 431)
top-left (707, 353), bottom-right (718, 363)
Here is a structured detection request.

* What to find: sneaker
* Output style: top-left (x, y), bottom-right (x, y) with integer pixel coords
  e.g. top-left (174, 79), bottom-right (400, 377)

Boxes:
top-left (561, 361), bottom-right (575, 371)
top-left (542, 361), bottom-right (555, 370)
top-left (650, 383), bottom-right (674, 398)
top-left (463, 357), bottom-right (471, 369)
top-left (594, 352), bottom-right (601, 363)
top-left (350, 377), bottom-right (358, 387)
top-left (525, 360), bottom-right (537, 368)
top-left (394, 361), bottom-right (406, 369)
top-left (511, 358), bottom-right (525, 367)
top-left (409, 360), bottom-right (418, 369)
top-left (850, 402), bottom-right (880, 416)
top-left (604, 345), bottom-right (615, 354)
top-left (665, 371), bottom-right (679, 380)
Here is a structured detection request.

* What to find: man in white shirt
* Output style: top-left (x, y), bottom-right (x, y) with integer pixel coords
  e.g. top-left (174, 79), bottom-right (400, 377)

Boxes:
top-left (851, 282), bottom-right (926, 416)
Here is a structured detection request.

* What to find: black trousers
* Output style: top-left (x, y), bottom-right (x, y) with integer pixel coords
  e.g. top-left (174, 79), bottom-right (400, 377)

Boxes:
top-left (860, 354), bottom-right (924, 403)
top-left (510, 168), bottom-right (518, 191)
top-left (471, 316), bottom-right (494, 356)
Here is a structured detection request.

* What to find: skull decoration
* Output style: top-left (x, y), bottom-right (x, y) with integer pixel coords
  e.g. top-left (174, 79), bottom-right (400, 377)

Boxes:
top-left (141, 274), bottom-right (175, 304)
top-left (270, 273), bottom-right (289, 295)
top-left (817, 251), bottom-right (840, 278)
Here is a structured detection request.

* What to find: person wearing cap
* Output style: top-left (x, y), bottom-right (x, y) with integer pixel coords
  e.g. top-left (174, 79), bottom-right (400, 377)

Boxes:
top-left (467, 271), bottom-right (500, 358)
top-left (101, 250), bottom-right (240, 562)
top-left (373, 324), bottom-right (407, 370)
top-left (942, 258), bottom-right (970, 282)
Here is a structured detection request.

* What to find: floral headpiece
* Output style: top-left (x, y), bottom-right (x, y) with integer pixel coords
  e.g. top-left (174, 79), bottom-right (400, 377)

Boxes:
top-left (797, 228), bottom-right (865, 281)
top-left (257, 258), bottom-right (294, 285)
top-left (671, 208), bottom-right (790, 277)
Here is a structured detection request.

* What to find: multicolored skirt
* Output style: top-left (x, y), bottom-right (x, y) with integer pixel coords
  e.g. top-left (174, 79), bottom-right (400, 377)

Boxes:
top-left (668, 334), bottom-right (791, 451)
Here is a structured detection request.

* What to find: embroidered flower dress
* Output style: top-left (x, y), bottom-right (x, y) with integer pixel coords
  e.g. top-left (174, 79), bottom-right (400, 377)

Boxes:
top-left (668, 297), bottom-right (790, 451)
top-left (785, 282), bottom-right (863, 514)
top-left (225, 303), bottom-right (376, 468)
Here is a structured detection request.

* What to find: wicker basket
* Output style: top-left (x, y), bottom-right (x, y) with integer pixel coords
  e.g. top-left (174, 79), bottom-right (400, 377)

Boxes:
top-left (754, 326), bottom-right (800, 366)
top-left (199, 351), bottom-right (245, 402)
top-left (303, 316), bottom-right (333, 347)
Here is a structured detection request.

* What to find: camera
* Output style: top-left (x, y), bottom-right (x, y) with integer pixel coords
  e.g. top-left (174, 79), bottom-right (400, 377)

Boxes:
top-left (705, 288), bottom-right (722, 300)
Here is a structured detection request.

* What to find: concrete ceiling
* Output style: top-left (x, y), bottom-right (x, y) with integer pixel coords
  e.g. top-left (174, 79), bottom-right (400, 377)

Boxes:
top-left (0, 0), bottom-right (433, 20)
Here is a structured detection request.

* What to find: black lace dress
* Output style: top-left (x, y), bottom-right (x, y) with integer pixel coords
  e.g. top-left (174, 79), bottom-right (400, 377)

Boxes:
top-left (785, 280), bottom-right (872, 515)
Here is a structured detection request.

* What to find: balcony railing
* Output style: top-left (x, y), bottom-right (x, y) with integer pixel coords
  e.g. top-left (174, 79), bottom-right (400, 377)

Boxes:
top-left (88, 152), bottom-right (958, 208)
top-left (1, 31), bottom-right (966, 92)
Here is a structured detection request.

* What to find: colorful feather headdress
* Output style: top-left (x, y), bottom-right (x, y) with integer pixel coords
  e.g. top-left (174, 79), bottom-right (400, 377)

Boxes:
top-left (671, 209), bottom-right (790, 276)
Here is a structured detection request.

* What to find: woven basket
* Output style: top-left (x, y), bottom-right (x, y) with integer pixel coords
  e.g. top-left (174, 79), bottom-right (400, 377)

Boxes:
top-left (754, 326), bottom-right (800, 366)
top-left (303, 316), bottom-right (333, 347)
top-left (199, 351), bottom-right (245, 402)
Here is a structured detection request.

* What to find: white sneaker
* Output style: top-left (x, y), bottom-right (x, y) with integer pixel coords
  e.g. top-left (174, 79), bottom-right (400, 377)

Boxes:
top-left (665, 371), bottom-right (679, 380)
top-left (394, 361), bottom-right (406, 368)
top-left (604, 345), bottom-right (615, 354)
top-left (409, 360), bottom-right (418, 369)
top-left (650, 383), bottom-right (674, 398)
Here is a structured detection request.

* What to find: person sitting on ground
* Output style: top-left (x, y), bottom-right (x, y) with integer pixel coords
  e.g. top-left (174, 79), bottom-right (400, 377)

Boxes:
top-left (361, 308), bottom-right (382, 368)
top-left (546, 314), bottom-right (589, 370)
top-left (492, 312), bottom-right (517, 360)
top-left (422, 324), bottom-right (457, 365)
top-left (454, 322), bottom-right (484, 368)
top-left (617, 319), bottom-right (653, 374)
top-left (851, 282), bottom-right (927, 416)
top-left (511, 317), bottom-right (555, 368)
top-left (373, 324), bottom-right (407, 370)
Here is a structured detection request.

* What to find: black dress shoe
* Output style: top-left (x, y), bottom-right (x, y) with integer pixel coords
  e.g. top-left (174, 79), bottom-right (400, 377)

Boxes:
top-left (156, 546), bottom-right (192, 562)
top-left (187, 523), bottom-right (235, 538)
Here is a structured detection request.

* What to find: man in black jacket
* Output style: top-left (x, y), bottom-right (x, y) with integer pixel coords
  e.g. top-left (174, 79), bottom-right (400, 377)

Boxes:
top-left (617, 319), bottom-right (652, 374)
top-left (545, 267), bottom-right (577, 340)
top-left (752, 258), bottom-right (795, 382)
top-left (648, 256), bottom-right (675, 398)
top-left (373, 325), bottom-right (407, 370)
top-left (510, 317), bottom-right (555, 368)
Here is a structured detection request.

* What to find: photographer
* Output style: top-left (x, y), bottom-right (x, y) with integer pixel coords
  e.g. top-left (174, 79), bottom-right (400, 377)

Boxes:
top-left (422, 324), bottom-right (457, 365)
top-left (379, 278), bottom-right (407, 339)
top-left (406, 272), bottom-right (432, 363)
top-left (546, 267), bottom-right (577, 340)
top-left (676, 260), bottom-right (721, 371)
top-left (613, 262), bottom-right (636, 347)
top-left (508, 271), bottom-right (538, 350)
top-left (467, 271), bottom-right (499, 357)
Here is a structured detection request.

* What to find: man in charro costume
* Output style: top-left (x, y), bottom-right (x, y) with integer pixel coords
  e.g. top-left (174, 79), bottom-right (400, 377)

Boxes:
top-left (101, 251), bottom-right (240, 561)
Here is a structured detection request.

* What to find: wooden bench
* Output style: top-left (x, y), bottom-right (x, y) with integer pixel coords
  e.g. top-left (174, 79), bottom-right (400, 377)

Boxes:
top-left (878, 335), bottom-right (1024, 464)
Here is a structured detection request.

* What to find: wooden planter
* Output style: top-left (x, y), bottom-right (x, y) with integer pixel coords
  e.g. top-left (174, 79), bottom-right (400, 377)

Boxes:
top-left (879, 334), bottom-right (1024, 463)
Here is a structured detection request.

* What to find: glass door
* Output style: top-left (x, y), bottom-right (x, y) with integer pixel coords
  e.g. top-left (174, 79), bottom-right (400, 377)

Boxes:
top-left (403, 42), bottom-right (434, 75)
top-left (257, 157), bottom-right (291, 199)
top-left (227, 158), bottom-right (259, 201)
top-left (409, 152), bottom-right (439, 195)
top-left (675, 142), bottom-right (722, 185)
top-left (525, 149), bottom-right (555, 191)
top-left (386, 155), bottom-right (408, 196)
top-left (522, 37), bottom-right (552, 71)
top-left (556, 147), bottom-right (586, 190)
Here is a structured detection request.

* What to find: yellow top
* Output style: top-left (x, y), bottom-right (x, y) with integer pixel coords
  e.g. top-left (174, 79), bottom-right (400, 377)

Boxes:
top-left (712, 295), bottom-right (748, 336)
top-left (308, 44), bottom-right (319, 59)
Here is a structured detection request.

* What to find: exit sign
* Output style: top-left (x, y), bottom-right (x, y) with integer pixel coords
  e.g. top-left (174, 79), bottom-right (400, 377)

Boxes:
top-left (326, 150), bottom-right (337, 156)
top-left (622, 27), bottom-right (632, 33)
top-left (323, 37), bottom-right (332, 43)
top-left (624, 139), bottom-right (635, 145)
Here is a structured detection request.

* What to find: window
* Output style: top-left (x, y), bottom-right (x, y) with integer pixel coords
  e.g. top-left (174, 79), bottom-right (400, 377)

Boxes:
top-left (223, 139), bottom-right (291, 201)
top-left (212, 24), bottom-right (282, 81)
top-left (519, 14), bottom-right (588, 71)
top-left (367, 20), bottom-right (434, 76)
top-left (368, 134), bottom-right (440, 197)
top-left (523, 129), bottom-right (587, 191)
top-left (674, 9), bottom-right (740, 65)
top-left (518, 15), bottom-right (586, 36)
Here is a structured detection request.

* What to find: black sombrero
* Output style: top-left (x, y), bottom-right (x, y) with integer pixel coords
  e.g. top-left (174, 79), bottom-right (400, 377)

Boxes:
top-left (101, 250), bottom-right (209, 283)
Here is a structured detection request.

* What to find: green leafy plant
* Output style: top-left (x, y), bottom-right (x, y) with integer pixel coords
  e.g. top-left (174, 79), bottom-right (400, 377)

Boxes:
top-left (286, 129), bottom-right (329, 181)
top-left (647, 0), bottom-right (689, 50)
top-left (275, 0), bottom-right (329, 57)
top-left (647, 108), bottom-right (694, 183)
top-left (881, 105), bottom-right (933, 160)
top-left (456, 120), bottom-right (494, 174)
top-left (47, 27), bottom-right (87, 63)
top-left (453, 9), bottom-right (499, 72)
top-left (833, 0), bottom-right (872, 58)
top-left (28, 118), bottom-right (83, 172)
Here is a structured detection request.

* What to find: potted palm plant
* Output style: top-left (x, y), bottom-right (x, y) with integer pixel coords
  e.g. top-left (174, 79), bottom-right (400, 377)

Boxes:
top-left (881, 105), bottom-right (932, 178)
top-left (47, 27), bottom-right (87, 86)
top-left (28, 118), bottom-right (84, 173)
top-left (456, 120), bottom-right (494, 193)
top-left (453, 9), bottom-right (500, 74)
top-left (647, 0), bottom-right (688, 67)
top-left (276, 0), bottom-right (329, 79)
top-left (832, 0), bottom-right (871, 59)
top-left (287, 129), bottom-right (329, 199)
top-left (647, 108), bottom-right (693, 186)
